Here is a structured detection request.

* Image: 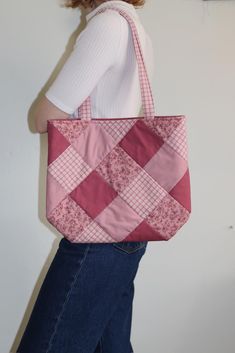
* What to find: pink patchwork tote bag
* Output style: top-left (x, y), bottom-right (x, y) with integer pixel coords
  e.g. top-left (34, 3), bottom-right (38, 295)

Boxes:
top-left (46, 5), bottom-right (192, 243)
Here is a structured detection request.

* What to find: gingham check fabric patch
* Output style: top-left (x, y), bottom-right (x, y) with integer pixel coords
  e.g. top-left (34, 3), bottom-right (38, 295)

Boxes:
top-left (96, 119), bottom-right (137, 143)
top-left (48, 145), bottom-right (92, 193)
top-left (119, 169), bottom-right (168, 219)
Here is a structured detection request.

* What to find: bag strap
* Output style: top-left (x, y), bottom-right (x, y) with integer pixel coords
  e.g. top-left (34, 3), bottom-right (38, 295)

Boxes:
top-left (77, 5), bottom-right (155, 121)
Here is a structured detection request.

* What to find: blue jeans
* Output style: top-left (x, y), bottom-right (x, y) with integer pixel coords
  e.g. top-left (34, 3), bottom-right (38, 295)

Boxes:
top-left (16, 238), bottom-right (148, 353)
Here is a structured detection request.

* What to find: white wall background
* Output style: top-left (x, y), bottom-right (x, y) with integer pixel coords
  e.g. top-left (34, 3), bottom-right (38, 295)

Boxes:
top-left (1, 0), bottom-right (235, 352)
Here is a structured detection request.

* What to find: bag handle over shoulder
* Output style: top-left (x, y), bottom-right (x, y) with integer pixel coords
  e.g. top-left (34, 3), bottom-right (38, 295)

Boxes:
top-left (77, 5), bottom-right (156, 121)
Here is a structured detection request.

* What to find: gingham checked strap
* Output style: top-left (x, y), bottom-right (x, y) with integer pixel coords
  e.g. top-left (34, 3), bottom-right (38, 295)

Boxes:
top-left (78, 5), bottom-right (155, 121)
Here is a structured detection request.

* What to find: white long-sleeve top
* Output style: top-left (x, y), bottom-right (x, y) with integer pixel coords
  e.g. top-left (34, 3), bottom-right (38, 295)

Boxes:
top-left (45, 0), bottom-right (155, 119)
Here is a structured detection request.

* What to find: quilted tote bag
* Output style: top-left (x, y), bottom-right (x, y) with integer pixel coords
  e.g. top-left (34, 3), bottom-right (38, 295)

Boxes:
top-left (46, 5), bottom-right (192, 243)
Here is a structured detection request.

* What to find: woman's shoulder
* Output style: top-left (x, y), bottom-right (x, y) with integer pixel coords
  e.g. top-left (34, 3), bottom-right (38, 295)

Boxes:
top-left (73, 10), bottom-right (123, 49)
top-left (86, 9), bottom-right (125, 32)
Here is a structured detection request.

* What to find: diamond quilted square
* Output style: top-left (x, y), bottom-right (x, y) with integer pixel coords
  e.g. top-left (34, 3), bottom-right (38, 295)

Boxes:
top-left (71, 123), bottom-right (117, 169)
top-left (69, 170), bottom-right (118, 218)
top-left (144, 140), bottom-right (188, 193)
top-left (119, 119), bottom-right (164, 167)
top-left (95, 145), bottom-right (142, 193)
top-left (94, 195), bottom-right (143, 242)
top-left (48, 145), bottom-right (92, 193)
top-left (119, 169), bottom-right (168, 218)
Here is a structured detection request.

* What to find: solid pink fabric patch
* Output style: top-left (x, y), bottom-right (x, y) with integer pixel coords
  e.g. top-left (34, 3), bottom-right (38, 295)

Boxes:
top-left (71, 123), bottom-right (116, 169)
top-left (94, 195), bottom-right (143, 241)
top-left (46, 171), bottom-right (67, 216)
top-left (144, 141), bottom-right (188, 192)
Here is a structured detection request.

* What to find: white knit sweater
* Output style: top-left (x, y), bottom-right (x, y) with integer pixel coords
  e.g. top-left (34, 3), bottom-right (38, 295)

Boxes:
top-left (45, 0), bottom-right (155, 119)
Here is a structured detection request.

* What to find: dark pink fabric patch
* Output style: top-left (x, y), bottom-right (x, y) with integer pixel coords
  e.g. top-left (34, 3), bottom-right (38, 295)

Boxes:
top-left (69, 170), bottom-right (118, 218)
top-left (169, 169), bottom-right (191, 212)
top-left (119, 120), bottom-right (164, 167)
top-left (47, 122), bottom-right (70, 165)
top-left (124, 220), bottom-right (167, 241)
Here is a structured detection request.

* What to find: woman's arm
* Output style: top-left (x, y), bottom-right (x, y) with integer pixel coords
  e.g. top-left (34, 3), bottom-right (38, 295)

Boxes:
top-left (34, 96), bottom-right (69, 133)
top-left (35, 11), bottom-right (122, 133)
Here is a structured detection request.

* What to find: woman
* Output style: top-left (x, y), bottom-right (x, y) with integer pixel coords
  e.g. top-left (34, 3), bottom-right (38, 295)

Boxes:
top-left (16, 1), bottom-right (154, 352)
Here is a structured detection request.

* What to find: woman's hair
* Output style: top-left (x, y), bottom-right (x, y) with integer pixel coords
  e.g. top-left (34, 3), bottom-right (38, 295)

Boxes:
top-left (63, 0), bottom-right (145, 9)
